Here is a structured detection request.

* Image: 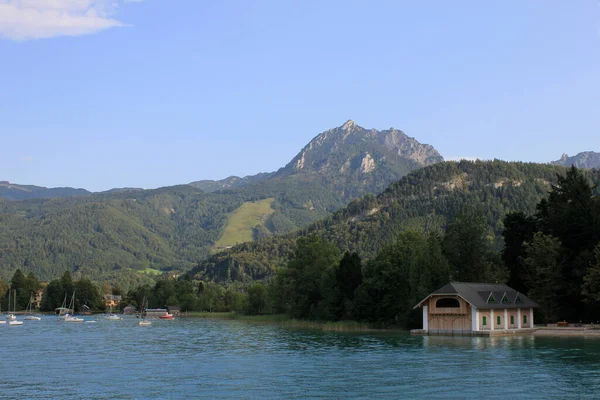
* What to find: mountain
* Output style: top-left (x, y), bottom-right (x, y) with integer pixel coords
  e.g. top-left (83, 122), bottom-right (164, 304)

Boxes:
top-left (0, 121), bottom-right (441, 286)
top-left (0, 181), bottom-right (91, 201)
top-left (190, 160), bottom-right (600, 282)
top-left (190, 173), bottom-right (274, 193)
top-left (191, 120), bottom-right (443, 200)
top-left (551, 152), bottom-right (600, 170)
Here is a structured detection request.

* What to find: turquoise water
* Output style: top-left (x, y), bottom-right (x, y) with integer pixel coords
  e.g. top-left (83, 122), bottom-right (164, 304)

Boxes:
top-left (1, 316), bottom-right (599, 399)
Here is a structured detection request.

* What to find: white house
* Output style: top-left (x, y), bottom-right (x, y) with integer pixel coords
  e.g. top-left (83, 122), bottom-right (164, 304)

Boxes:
top-left (413, 282), bottom-right (539, 336)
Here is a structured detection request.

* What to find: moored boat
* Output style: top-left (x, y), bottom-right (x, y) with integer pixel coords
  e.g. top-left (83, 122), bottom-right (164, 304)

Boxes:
top-left (63, 293), bottom-right (84, 322)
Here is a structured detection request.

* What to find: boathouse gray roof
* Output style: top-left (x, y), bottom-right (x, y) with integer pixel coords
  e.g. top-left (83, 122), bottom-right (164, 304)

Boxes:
top-left (415, 282), bottom-right (539, 310)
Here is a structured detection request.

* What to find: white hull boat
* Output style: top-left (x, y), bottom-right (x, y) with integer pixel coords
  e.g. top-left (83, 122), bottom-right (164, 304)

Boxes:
top-left (64, 314), bottom-right (84, 323)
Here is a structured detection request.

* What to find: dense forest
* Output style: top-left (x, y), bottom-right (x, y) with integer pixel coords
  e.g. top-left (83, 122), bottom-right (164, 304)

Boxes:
top-left (2, 164), bottom-right (598, 329)
top-left (0, 123), bottom-right (439, 287)
top-left (131, 166), bottom-right (599, 327)
top-left (192, 160), bottom-right (600, 282)
top-left (0, 178), bottom-right (343, 288)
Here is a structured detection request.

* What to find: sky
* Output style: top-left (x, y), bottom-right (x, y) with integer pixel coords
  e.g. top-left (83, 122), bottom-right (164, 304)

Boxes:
top-left (0, 0), bottom-right (598, 192)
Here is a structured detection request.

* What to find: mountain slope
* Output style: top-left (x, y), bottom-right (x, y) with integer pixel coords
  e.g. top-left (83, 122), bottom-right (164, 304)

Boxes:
top-left (0, 121), bottom-right (441, 284)
top-left (190, 120), bottom-right (443, 200)
top-left (551, 152), bottom-right (600, 170)
top-left (190, 160), bottom-right (600, 282)
top-left (0, 181), bottom-right (91, 201)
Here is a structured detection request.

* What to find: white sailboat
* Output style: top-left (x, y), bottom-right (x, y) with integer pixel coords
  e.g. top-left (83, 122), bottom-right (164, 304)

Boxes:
top-left (24, 293), bottom-right (41, 321)
top-left (64, 293), bottom-right (84, 323)
top-left (104, 305), bottom-right (122, 321)
top-left (138, 297), bottom-right (151, 326)
top-left (0, 299), bottom-right (6, 324)
top-left (7, 290), bottom-right (23, 326)
top-left (56, 294), bottom-right (70, 319)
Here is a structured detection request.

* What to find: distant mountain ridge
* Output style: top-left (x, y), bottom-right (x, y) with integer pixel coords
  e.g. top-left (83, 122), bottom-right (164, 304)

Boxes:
top-left (0, 181), bottom-right (91, 201)
top-left (551, 151), bottom-right (600, 170)
top-left (0, 120), bottom-right (443, 285)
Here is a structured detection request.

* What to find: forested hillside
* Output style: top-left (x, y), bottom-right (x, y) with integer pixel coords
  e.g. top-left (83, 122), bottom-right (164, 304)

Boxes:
top-left (0, 181), bottom-right (92, 201)
top-left (0, 121), bottom-right (441, 287)
top-left (191, 160), bottom-right (600, 282)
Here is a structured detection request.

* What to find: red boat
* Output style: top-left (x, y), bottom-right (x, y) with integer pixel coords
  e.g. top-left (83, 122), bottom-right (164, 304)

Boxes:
top-left (159, 313), bottom-right (175, 320)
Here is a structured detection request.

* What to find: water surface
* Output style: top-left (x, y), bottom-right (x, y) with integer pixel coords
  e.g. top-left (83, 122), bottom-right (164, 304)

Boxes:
top-left (1, 316), bottom-right (598, 399)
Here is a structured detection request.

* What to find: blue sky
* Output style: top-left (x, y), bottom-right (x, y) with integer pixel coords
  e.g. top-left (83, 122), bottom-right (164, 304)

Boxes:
top-left (0, 1), bottom-right (598, 191)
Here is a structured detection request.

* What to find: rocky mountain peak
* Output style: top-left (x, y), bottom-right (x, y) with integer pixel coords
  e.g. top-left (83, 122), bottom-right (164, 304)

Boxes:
top-left (551, 151), bottom-right (600, 170)
top-left (342, 119), bottom-right (356, 131)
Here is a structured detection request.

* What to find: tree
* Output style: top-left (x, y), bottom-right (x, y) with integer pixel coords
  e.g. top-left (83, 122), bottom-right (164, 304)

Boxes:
top-left (582, 244), bottom-right (600, 304)
top-left (60, 270), bottom-right (74, 297)
top-left (74, 278), bottom-right (102, 310)
top-left (536, 166), bottom-right (599, 257)
top-left (285, 235), bottom-right (341, 319)
top-left (524, 233), bottom-right (563, 322)
top-left (502, 211), bottom-right (537, 293)
top-left (535, 167), bottom-right (600, 320)
top-left (10, 269), bottom-right (29, 309)
top-left (336, 252), bottom-right (362, 303)
top-left (443, 207), bottom-right (492, 282)
top-left (247, 283), bottom-right (268, 315)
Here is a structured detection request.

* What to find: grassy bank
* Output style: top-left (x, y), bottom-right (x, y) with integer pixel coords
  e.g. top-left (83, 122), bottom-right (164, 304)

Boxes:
top-left (185, 312), bottom-right (376, 331)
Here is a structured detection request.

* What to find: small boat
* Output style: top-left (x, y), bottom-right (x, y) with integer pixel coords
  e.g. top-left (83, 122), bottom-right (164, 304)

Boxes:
top-left (56, 294), bottom-right (71, 319)
top-left (24, 293), bottom-right (41, 321)
top-left (104, 306), bottom-right (122, 321)
top-left (64, 314), bottom-right (84, 323)
top-left (138, 297), bottom-right (152, 326)
top-left (159, 313), bottom-right (175, 320)
top-left (63, 293), bottom-right (84, 323)
top-left (6, 290), bottom-right (21, 325)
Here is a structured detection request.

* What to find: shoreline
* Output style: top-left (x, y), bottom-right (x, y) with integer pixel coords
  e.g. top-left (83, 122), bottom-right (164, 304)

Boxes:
top-left (186, 312), bottom-right (385, 332)
top-left (533, 327), bottom-right (600, 337)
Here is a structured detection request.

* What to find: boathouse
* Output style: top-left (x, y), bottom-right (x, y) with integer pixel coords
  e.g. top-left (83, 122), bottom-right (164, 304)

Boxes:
top-left (413, 282), bottom-right (538, 336)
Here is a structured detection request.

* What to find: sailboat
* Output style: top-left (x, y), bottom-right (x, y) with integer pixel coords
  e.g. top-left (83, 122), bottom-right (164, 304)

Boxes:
top-left (138, 297), bottom-right (151, 326)
top-left (24, 293), bottom-right (41, 321)
top-left (56, 294), bottom-right (70, 319)
top-left (0, 298), bottom-right (6, 324)
top-left (104, 304), bottom-right (122, 321)
top-left (64, 293), bottom-right (84, 323)
top-left (7, 290), bottom-right (23, 326)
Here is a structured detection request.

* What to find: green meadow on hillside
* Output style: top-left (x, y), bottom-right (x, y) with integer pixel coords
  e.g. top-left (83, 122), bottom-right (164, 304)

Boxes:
top-left (212, 198), bottom-right (275, 251)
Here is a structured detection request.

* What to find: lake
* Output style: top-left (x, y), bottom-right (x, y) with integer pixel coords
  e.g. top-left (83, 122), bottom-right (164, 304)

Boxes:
top-left (1, 316), bottom-right (599, 399)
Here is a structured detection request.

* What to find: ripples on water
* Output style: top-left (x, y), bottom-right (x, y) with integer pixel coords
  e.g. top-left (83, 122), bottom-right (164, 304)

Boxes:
top-left (1, 317), bottom-right (599, 399)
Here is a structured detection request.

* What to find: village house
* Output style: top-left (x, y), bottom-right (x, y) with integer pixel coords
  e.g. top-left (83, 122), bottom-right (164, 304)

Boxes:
top-left (413, 282), bottom-right (539, 336)
top-left (33, 289), bottom-right (43, 309)
top-left (103, 294), bottom-right (122, 308)
top-left (167, 306), bottom-right (181, 317)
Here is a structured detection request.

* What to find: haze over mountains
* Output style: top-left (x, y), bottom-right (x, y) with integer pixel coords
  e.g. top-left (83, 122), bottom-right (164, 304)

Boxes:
top-left (0, 121), bottom-right (443, 286)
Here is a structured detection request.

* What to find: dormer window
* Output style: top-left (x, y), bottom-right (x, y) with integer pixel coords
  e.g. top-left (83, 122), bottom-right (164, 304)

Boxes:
top-left (487, 292), bottom-right (496, 304)
top-left (515, 294), bottom-right (523, 304)
top-left (501, 293), bottom-right (511, 304)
